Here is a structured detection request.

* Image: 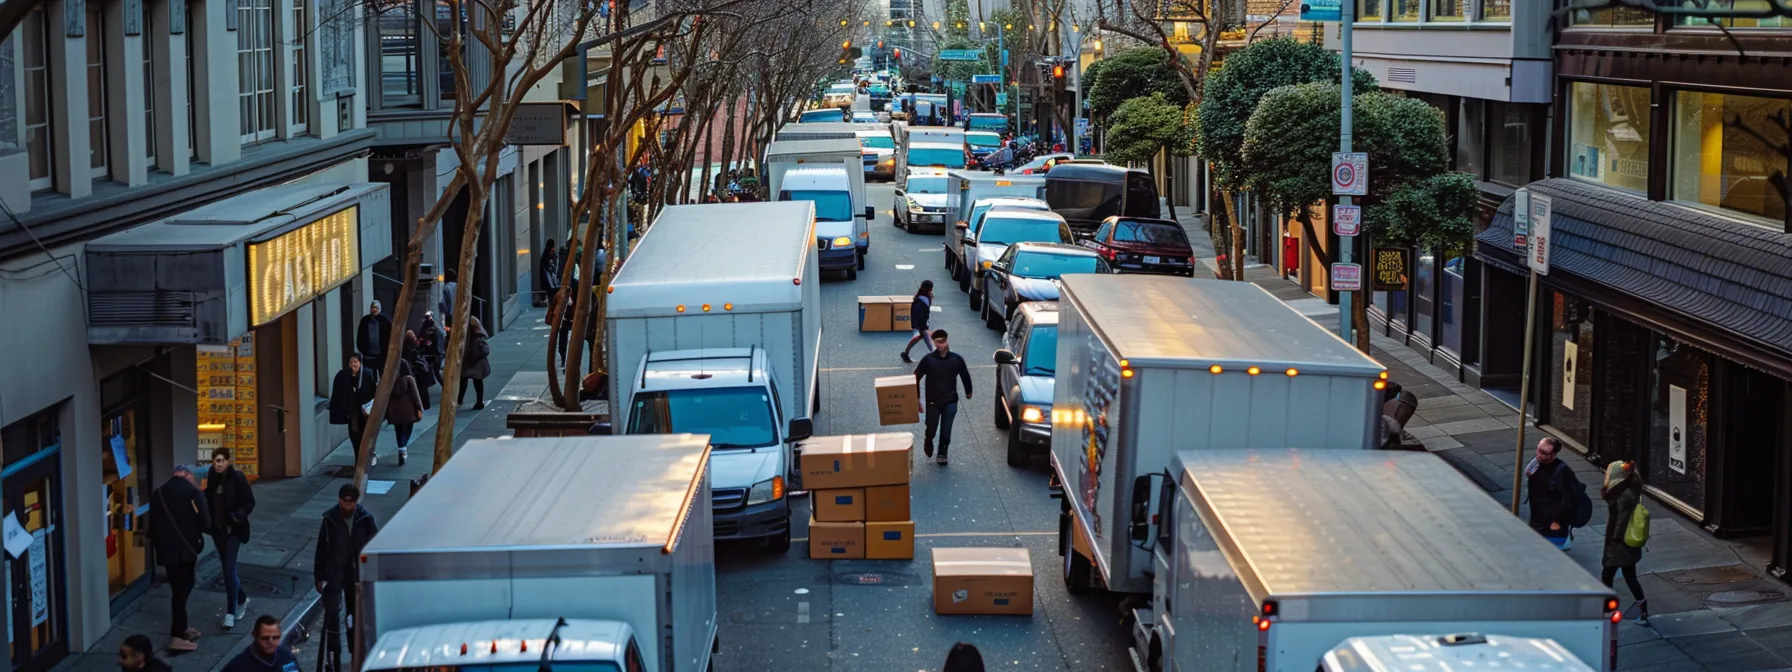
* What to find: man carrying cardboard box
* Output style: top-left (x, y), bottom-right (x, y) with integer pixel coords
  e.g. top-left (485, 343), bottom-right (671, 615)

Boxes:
top-left (912, 329), bottom-right (972, 465)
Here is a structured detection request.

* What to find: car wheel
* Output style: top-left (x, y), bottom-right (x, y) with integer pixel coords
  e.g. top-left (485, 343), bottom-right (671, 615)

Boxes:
top-left (994, 390), bottom-right (1010, 429)
top-left (1006, 423), bottom-right (1027, 467)
top-left (893, 207), bottom-right (905, 230)
top-left (983, 298), bottom-right (1002, 331)
top-left (958, 268), bottom-right (970, 292)
top-left (1064, 538), bottom-right (1093, 594)
top-left (945, 247), bottom-right (954, 271)
top-left (857, 252), bottom-right (866, 271)
top-left (846, 266), bottom-right (858, 280)
top-left (764, 525), bottom-right (792, 554)
top-left (969, 286), bottom-right (982, 311)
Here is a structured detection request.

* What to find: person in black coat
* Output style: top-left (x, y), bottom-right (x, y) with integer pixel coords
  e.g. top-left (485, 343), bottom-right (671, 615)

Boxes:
top-left (147, 465), bottom-right (209, 651)
top-left (1601, 460), bottom-right (1649, 625)
top-left (900, 280), bottom-right (935, 363)
top-left (913, 329), bottom-right (973, 465)
top-left (329, 354), bottom-right (378, 464)
top-left (222, 616), bottom-right (300, 672)
top-left (403, 331), bottom-right (436, 411)
top-left (355, 301), bottom-right (394, 374)
top-left (119, 634), bottom-right (174, 672)
top-left (204, 448), bottom-right (256, 629)
top-left (316, 484), bottom-right (380, 672)
top-left (418, 312), bottom-right (446, 382)
top-left (539, 238), bottom-right (561, 306)
top-left (1525, 437), bottom-right (1579, 549)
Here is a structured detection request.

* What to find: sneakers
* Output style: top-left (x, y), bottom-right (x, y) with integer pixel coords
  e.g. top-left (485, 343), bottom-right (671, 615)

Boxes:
top-left (237, 597), bottom-right (250, 618)
top-left (935, 455), bottom-right (948, 465)
top-left (370, 453), bottom-right (378, 467)
top-left (923, 437), bottom-right (934, 457)
top-left (900, 351), bottom-right (913, 364)
top-left (222, 612), bottom-right (236, 629)
top-left (398, 448), bottom-right (408, 466)
top-left (167, 637), bottom-right (198, 652)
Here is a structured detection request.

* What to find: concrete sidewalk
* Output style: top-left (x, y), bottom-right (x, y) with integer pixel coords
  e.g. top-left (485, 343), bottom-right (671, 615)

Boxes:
top-left (1180, 213), bottom-right (1792, 671)
top-left (52, 309), bottom-right (555, 672)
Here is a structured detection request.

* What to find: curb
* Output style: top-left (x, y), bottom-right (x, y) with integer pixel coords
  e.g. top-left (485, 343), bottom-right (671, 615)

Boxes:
top-left (203, 588), bottom-right (323, 672)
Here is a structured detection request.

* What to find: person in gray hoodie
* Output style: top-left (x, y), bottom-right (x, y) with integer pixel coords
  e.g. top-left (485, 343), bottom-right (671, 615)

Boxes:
top-left (222, 616), bottom-right (299, 672)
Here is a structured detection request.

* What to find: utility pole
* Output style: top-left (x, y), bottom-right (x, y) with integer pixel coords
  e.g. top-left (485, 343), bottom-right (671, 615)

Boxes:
top-left (1336, 0), bottom-right (1355, 345)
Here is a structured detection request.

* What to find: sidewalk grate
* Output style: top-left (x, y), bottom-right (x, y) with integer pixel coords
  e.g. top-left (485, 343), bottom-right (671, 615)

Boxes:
top-left (202, 564), bottom-right (308, 599)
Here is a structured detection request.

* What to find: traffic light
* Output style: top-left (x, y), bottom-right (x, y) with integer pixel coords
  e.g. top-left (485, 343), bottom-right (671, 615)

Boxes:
top-left (893, 47), bottom-right (902, 59)
top-left (1053, 64), bottom-right (1065, 79)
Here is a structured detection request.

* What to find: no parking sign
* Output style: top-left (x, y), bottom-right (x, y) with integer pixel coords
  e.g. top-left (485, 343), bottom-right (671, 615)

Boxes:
top-left (1332, 152), bottom-right (1367, 196)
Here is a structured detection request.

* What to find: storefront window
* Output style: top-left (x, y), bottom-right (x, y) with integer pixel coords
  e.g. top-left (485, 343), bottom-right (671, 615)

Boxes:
top-left (1489, 102), bottom-right (1537, 186)
top-left (198, 335), bottom-right (261, 480)
top-left (1674, 0), bottom-right (1785, 27)
top-left (103, 411), bottom-right (149, 600)
top-left (1670, 91), bottom-right (1790, 224)
top-left (1358, 0), bottom-right (1382, 20)
top-left (1391, 0), bottom-right (1419, 21)
top-left (1648, 336), bottom-right (1710, 513)
top-left (1571, 6), bottom-right (1654, 26)
top-left (1430, 0), bottom-right (1463, 20)
top-left (1413, 249), bottom-right (1437, 339)
top-left (1568, 82), bottom-right (1652, 193)
top-left (1547, 292), bottom-right (1596, 449)
top-left (1439, 249), bottom-right (1465, 354)
top-left (3, 408), bottom-right (66, 670)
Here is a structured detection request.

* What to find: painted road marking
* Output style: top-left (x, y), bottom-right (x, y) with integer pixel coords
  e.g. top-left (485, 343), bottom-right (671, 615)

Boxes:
top-left (895, 264), bottom-right (915, 270)
top-left (796, 601), bottom-right (810, 624)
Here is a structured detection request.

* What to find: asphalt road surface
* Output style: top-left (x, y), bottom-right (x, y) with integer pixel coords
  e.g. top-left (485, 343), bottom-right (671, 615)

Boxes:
top-left (712, 181), bottom-right (1135, 672)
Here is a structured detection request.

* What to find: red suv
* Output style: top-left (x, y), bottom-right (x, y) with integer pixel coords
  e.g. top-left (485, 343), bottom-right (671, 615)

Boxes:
top-left (1081, 216), bottom-right (1196, 276)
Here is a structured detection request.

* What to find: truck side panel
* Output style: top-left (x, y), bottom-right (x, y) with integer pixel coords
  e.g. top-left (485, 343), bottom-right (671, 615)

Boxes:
top-left (1271, 620), bottom-right (1608, 672)
top-left (1050, 298), bottom-right (1129, 586)
top-left (667, 462), bottom-right (718, 672)
top-left (372, 576), bottom-right (660, 666)
top-left (1166, 490), bottom-right (1257, 672)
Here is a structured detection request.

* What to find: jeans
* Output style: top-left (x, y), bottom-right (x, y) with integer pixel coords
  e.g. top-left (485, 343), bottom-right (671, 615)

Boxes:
top-left (1602, 565), bottom-right (1647, 604)
top-left (165, 562), bottom-right (196, 638)
top-left (347, 413), bottom-right (367, 461)
top-left (924, 401), bottom-right (959, 457)
top-left (211, 534), bottom-right (245, 615)
top-left (321, 573), bottom-right (360, 672)
top-left (459, 378), bottom-right (486, 405)
top-left (394, 423), bottom-right (414, 448)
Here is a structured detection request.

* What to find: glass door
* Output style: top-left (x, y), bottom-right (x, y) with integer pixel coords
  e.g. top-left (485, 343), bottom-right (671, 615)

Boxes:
top-left (4, 451), bottom-right (67, 672)
top-left (103, 409), bottom-right (151, 609)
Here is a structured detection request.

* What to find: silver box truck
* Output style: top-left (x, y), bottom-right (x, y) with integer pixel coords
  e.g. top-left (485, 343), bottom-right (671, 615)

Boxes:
top-left (1131, 450), bottom-right (1618, 672)
top-left (356, 435), bottom-right (719, 672)
top-left (1050, 275), bottom-right (1386, 595)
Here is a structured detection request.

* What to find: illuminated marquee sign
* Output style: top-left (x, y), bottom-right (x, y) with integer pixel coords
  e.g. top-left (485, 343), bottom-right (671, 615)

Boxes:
top-left (247, 207), bottom-right (360, 326)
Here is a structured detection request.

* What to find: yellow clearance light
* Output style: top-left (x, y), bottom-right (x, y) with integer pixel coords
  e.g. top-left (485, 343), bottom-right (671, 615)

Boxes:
top-left (1247, 366), bottom-right (1261, 376)
top-left (1285, 368), bottom-right (1299, 377)
top-left (1209, 365), bottom-right (1223, 374)
top-left (1374, 380), bottom-right (1387, 390)
top-left (702, 304), bottom-right (712, 312)
top-left (724, 303), bottom-right (734, 311)
top-left (676, 305), bottom-right (686, 313)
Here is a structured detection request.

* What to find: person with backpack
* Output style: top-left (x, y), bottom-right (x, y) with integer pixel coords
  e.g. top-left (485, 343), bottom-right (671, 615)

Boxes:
top-left (1525, 437), bottom-right (1586, 550)
top-left (1601, 459), bottom-right (1650, 626)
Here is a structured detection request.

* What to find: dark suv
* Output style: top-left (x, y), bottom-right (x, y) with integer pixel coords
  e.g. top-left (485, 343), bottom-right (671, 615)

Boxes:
top-left (992, 302), bottom-right (1059, 466)
top-left (1081, 216), bottom-right (1196, 276)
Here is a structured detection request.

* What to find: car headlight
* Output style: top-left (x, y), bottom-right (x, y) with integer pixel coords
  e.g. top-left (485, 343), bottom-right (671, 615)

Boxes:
top-left (832, 236), bottom-right (853, 247)
top-left (981, 260), bottom-right (994, 270)
top-left (1020, 405), bottom-right (1047, 424)
top-left (746, 476), bottom-right (785, 505)
top-left (908, 201), bottom-right (926, 213)
top-left (882, 158), bottom-right (895, 165)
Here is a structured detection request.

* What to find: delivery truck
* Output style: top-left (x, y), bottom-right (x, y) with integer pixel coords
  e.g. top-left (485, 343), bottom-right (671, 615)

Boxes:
top-left (766, 138), bottom-right (873, 276)
top-left (355, 435), bottom-right (719, 672)
top-left (1050, 275), bottom-right (1386, 596)
top-left (607, 202), bottom-right (821, 552)
top-left (775, 122), bottom-right (874, 142)
top-left (1323, 634), bottom-right (1598, 672)
top-left (1125, 449), bottom-right (1619, 672)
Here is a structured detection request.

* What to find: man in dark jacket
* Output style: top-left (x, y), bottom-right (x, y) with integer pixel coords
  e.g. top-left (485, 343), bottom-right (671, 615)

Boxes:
top-left (205, 448), bottom-right (256, 628)
top-left (147, 465), bottom-right (209, 651)
top-left (356, 301), bottom-right (394, 373)
top-left (316, 484), bottom-right (379, 672)
top-left (223, 615), bottom-right (300, 672)
top-left (329, 354), bottom-right (377, 461)
top-left (913, 329), bottom-right (973, 465)
top-left (118, 634), bottom-right (174, 672)
top-left (1526, 437), bottom-right (1579, 548)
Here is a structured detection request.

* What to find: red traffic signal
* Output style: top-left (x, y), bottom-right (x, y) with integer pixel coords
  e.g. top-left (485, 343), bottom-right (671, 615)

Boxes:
top-left (1052, 64), bottom-right (1065, 78)
top-left (894, 47), bottom-right (902, 59)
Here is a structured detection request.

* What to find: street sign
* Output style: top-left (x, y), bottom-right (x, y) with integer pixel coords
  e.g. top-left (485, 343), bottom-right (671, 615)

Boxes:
top-left (995, 93), bottom-right (1008, 106)
top-left (1075, 118), bottom-right (1089, 137)
top-left (938, 49), bottom-right (982, 61)
top-left (1513, 188), bottom-right (1531, 248)
top-left (1300, 0), bottom-right (1343, 21)
top-left (971, 74), bottom-right (1001, 84)
top-left (1371, 248), bottom-right (1409, 291)
top-left (1332, 204), bottom-right (1361, 237)
top-left (1330, 263), bottom-right (1363, 292)
top-left (1528, 194), bottom-right (1552, 275)
top-left (1331, 152), bottom-right (1367, 196)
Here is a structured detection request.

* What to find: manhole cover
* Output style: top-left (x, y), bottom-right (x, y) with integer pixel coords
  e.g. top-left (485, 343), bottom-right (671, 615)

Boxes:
top-left (202, 565), bottom-right (308, 599)
top-left (839, 573), bottom-right (885, 585)
top-left (1668, 565), bottom-right (1760, 586)
top-left (1707, 589), bottom-right (1786, 606)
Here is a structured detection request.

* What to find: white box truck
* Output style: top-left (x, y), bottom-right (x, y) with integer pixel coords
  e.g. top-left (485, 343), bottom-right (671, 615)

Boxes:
top-left (1323, 634), bottom-right (1598, 672)
top-left (1127, 449), bottom-right (1619, 672)
top-left (1050, 275), bottom-right (1386, 595)
top-left (606, 202), bottom-right (821, 552)
top-left (943, 171), bottom-right (1046, 274)
top-left (766, 138), bottom-right (872, 277)
top-left (355, 435), bottom-right (719, 672)
top-left (775, 122), bottom-right (873, 141)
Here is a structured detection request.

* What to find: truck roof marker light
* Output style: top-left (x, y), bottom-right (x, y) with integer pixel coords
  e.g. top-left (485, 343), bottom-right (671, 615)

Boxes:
top-left (607, 286), bottom-right (614, 294)
top-left (1374, 380), bottom-right (1387, 391)
top-left (1263, 601), bottom-right (1277, 616)
top-left (676, 305), bottom-right (686, 313)
top-left (1119, 359), bottom-right (1129, 367)
top-left (1258, 619), bottom-right (1271, 632)
top-left (724, 303), bottom-right (734, 311)
top-left (1247, 366), bottom-right (1261, 376)
top-left (491, 641), bottom-right (499, 654)
top-left (1285, 368), bottom-right (1299, 377)
top-left (702, 304), bottom-right (712, 312)
top-left (461, 644), bottom-right (469, 655)
top-left (1121, 368), bottom-right (1134, 378)
top-left (1606, 598), bottom-right (1620, 612)
top-left (1611, 610), bottom-right (1623, 623)
top-left (521, 640), bottom-right (528, 653)
top-left (1209, 365), bottom-right (1223, 374)
top-left (793, 278), bottom-right (802, 285)
top-left (1379, 371), bottom-right (1389, 380)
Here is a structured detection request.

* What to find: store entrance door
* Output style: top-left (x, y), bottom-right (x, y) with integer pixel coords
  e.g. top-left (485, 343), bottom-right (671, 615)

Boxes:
top-left (3, 444), bottom-right (68, 672)
top-left (1713, 365), bottom-right (1784, 538)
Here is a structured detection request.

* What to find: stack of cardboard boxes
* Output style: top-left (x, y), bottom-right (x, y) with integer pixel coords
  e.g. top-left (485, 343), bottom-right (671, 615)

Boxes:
top-left (857, 296), bottom-right (913, 332)
top-left (798, 433), bottom-right (914, 560)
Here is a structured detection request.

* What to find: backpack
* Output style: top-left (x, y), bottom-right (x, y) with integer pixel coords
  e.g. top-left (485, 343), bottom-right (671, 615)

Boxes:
top-left (1565, 464), bottom-right (1594, 529)
top-left (1624, 502), bottom-right (1651, 548)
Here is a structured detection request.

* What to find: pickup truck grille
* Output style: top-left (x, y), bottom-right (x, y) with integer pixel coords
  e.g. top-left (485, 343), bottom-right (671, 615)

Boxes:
top-left (712, 487), bottom-right (746, 512)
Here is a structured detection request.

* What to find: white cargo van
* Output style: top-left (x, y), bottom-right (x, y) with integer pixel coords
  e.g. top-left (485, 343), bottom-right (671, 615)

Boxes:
top-left (356, 436), bottom-right (718, 672)
top-left (606, 202), bottom-right (821, 552)
top-left (1127, 450), bottom-right (1619, 672)
top-left (767, 138), bottom-right (872, 277)
top-left (1050, 275), bottom-right (1386, 595)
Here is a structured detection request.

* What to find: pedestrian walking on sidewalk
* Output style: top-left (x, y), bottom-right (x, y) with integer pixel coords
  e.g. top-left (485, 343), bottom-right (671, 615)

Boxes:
top-left (459, 317), bottom-right (492, 409)
top-left (222, 615), bottom-right (298, 672)
top-left (539, 238), bottom-right (561, 307)
top-left (1525, 437), bottom-right (1581, 550)
top-left (418, 312), bottom-right (445, 383)
top-left (386, 358), bottom-right (425, 466)
top-left (204, 449), bottom-right (255, 629)
top-left (147, 464), bottom-right (209, 652)
top-left (403, 331), bottom-right (436, 411)
top-left (913, 329), bottom-right (972, 465)
top-left (438, 270), bottom-right (460, 323)
top-left (943, 642), bottom-right (986, 672)
top-left (118, 634), bottom-right (173, 672)
top-left (315, 484), bottom-right (379, 672)
top-left (329, 354), bottom-right (378, 465)
top-left (356, 301), bottom-right (394, 374)
top-left (899, 280), bottom-right (935, 364)
top-left (1601, 460), bottom-right (1651, 626)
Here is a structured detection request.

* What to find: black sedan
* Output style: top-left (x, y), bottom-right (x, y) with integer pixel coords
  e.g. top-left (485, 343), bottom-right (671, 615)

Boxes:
top-left (993, 301), bottom-right (1059, 466)
top-left (977, 242), bottom-right (1109, 330)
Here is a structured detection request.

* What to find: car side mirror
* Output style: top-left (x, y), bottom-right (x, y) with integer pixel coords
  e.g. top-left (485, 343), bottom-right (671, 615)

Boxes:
top-left (993, 349), bottom-right (1017, 365)
top-left (787, 417), bottom-right (814, 442)
top-left (865, 206), bottom-right (876, 220)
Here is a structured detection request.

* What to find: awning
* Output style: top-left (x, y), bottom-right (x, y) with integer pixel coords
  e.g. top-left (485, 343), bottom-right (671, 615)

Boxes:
top-left (1477, 178), bottom-right (1792, 379)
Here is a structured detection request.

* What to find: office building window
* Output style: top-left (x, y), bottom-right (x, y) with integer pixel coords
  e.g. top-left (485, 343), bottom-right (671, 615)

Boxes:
top-left (1571, 6), bottom-right (1654, 26)
top-left (1671, 91), bottom-right (1790, 224)
top-left (1480, 0), bottom-right (1510, 20)
top-left (238, 0), bottom-right (276, 143)
top-left (144, 12), bottom-right (156, 164)
top-left (186, 5), bottom-right (196, 159)
top-left (291, 0), bottom-right (308, 131)
top-left (1430, 0), bottom-right (1464, 21)
top-left (1488, 101), bottom-right (1537, 186)
top-left (1675, 0), bottom-right (1785, 27)
top-left (1568, 82), bottom-right (1651, 193)
top-left (1454, 99), bottom-right (1484, 177)
top-left (1358, 0), bottom-right (1382, 20)
top-left (1391, 0), bottom-right (1419, 21)
top-left (87, 8), bottom-right (108, 176)
top-left (23, 8), bottom-right (51, 190)
top-left (0, 35), bottom-right (15, 153)
top-left (437, 0), bottom-right (463, 102)
top-left (377, 0), bottom-right (420, 106)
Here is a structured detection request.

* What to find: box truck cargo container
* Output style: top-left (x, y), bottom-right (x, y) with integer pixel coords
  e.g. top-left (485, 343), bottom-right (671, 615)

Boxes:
top-left (1322, 634), bottom-right (1598, 672)
top-left (606, 202), bottom-right (821, 551)
top-left (775, 122), bottom-right (876, 142)
top-left (767, 138), bottom-right (872, 276)
top-left (1050, 275), bottom-right (1386, 595)
top-left (356, 436), bottom-right (718, 672)
top-left (1126, 450), bottom-right (1618, 672)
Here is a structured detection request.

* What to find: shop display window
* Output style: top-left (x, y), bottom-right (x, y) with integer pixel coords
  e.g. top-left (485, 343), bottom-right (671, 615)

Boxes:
top-left (1671, 91), bottom-right (1791, 224)
top-left (1546, 292), bottom-right (1596, 450)
top-left (103, 411), bottom-right (148, 600)
top-left (1568, 82), bottom-right (1652, 193)
top-left (1648, 336), bottom-right (1711, 513)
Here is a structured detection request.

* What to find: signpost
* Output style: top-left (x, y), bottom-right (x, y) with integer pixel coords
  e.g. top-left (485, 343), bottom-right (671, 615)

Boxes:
top-left (1329, 263), bottom-right (1362, 292)
top-left (1332, 146), bottom-right (1367, 345)
top-left (1513, 188), bottom-right (1531, 248)
top-left (1508, 190), bottom-right (1553, 514)
top-left (938, 49), bottom-right (983, 61)
top-left (995, 93), bottom-right (1008, 106)
top-left (1299, 0), bottom-right (1343, 21)
top-left (1331, 152), bottom-right (1367, 197)
top-left (1332, 203), bottom-right (1361, 236)
top-left (1334, 0), bottom-right (1359, 347)
top-left (971, 74), bottom-right (1001, 84)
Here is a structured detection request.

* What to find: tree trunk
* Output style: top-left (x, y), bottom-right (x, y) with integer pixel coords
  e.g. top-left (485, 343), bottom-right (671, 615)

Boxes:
top-left (430, 180), bottom-right (494, 474)
top-left (1212, 190), bottom-right (1238, 280)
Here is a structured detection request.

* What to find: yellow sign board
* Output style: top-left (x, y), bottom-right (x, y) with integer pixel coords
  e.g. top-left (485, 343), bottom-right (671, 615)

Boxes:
top-left (247, 207), bottom-right (360, 326)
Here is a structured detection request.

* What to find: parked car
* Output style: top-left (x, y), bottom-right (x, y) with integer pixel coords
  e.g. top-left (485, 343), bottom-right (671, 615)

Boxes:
top-left (966, 131), bottom-right (1004, 159)
top-left (993, 301), bottom-right (1059, 466)
top-left (977, 241), bottom-right (1107, 330)
top-left (1043, 162), bottom-right (1160, 237)
top-left (965, 209), bottom-right (1074, 312)
top-left (894, 170), bottom-right (952, 232)
top-left (1081, 216), bottom-right (1196, 276)
top-left (1009, 152), bottom-right (1075, 175)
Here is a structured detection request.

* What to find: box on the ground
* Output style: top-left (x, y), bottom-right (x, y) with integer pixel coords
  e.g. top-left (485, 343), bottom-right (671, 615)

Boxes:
top-left (866, 520), bottom-right (915, 559)
top-left (809, 517), bottom-right (865, 559)
top-left (874, 376), bottom-right (920, 426)
top-left (864, 484), bottom-right (911, 522)
top-left (858, 296), bottom-right (893, 332)
top-left (798, 433), bottom-right (911, 490)
top-left (931, 547), bottom-right (1034, 616)
top-left (888, 295), bottom-right (913, 332)
top-left (813, 488), bottom-right (864, 522)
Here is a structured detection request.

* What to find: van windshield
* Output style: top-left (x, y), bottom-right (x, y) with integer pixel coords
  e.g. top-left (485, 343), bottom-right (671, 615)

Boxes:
top-left (627, 387), bottom-right (778, 449)
top-left (969, 116), bottom-right (1007, 131)
top-left (860, 135), bottom-right (895, 149)
top-left (907, 177), bottom-right (948, 194)
top-left (979, 217), bottom-right (1061, 246)
top-left (908, 147), bottom-right (965, 168)
top-left (966, 133), bottom-right (1002, 148)
top-left (784, 190), bottom-right (854, 222)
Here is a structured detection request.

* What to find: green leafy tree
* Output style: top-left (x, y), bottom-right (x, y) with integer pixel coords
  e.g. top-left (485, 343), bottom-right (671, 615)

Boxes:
top-left (1085, 47), bottom-right (1188, 120)
top-left (1102, 93), bottom-right (1193, 165)
top-left (944, 0), bottom-right (970, 38)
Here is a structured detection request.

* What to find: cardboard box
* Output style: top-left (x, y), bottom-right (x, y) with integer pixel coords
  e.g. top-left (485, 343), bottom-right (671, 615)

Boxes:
top-left (864, 484), bottom-right (911, 522)
top-left (888, 295), bottom-right (914, 332)
top-left (798, 434), bottom-right (911, 490)
top-left (865, 520), bottom-right (915, 559)
top-left (809, 517), bottom-right (865, 559)
top-left (932, 547), bottom-right (1034, 616)
top-left (874, 376), bottom-right (920, 426)
top-left (813, 488), bottom-right (864, 522)
top-left (858, 296), bottom-right (893, 332)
